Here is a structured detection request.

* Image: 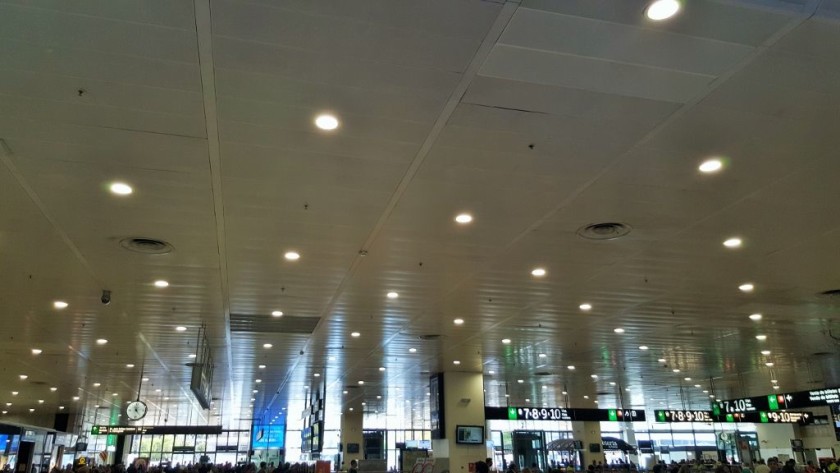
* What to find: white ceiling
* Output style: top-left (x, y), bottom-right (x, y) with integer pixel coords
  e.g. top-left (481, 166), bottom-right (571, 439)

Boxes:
top-left (1, 0), bottom-right (840, 429)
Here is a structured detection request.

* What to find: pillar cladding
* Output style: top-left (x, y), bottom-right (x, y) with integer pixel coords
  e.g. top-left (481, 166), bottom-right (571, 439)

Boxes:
top-left (431, 371), bottom-right (487, 473)
top-left (340, 410), bottom-right (364, 470)
top-left (573, 421), bottom-right (605, 466)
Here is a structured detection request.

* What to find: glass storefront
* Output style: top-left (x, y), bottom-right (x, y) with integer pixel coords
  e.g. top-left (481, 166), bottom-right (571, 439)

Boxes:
top-left (126, 430), bottom-right (250, 466)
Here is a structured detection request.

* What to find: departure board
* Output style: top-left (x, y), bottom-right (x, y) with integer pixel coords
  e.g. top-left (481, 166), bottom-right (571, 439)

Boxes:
top-left (654, 409), bottom-right (813, 424)
top-left (716, 387), bottom-right (840, 414)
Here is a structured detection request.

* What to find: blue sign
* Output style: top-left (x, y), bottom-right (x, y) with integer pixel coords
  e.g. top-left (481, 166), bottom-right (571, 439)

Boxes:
top-left (252, 424), bottom-right (286, 449)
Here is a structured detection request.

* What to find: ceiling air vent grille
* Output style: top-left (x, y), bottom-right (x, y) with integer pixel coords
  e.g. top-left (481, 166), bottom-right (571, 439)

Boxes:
top-left (230, 314), bottom-right (319, 334)
top-left (577, 222), bottom-right (632, 240)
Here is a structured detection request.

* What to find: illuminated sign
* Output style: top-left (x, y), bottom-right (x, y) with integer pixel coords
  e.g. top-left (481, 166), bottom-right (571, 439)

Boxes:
top-left (716, 386), bottom-right (840, 414)
top-left (486, 407), bottom-right (645, 422)
top-left (655, 410), bottom-right (714, 423)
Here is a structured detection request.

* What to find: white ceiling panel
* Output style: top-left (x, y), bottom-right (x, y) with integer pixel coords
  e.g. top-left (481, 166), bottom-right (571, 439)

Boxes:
top-left (481, 44), bottom-right (715, 103)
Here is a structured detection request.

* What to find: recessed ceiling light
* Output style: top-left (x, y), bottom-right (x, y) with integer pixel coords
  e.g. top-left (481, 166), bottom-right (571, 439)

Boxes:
top-left (579, 303), bottom-right (592, 311)
top-left (614, 328), bottom-right (625, 334)
top-left (72, 396), bottom-right (79, 401)
top-left (378, 367), bottom-right (385, 372)
top-left (263, 343), bottom-right (273, 349)
top-left (175, 326), bottom-right (187, 332)
top-left (31, 348), bottom-right (42, 355)
top-left (386, 291), bottom-right (399, 299)
top-left (188, 354), bottom-right (197, 359)
top-left (773, 385), bottom-right (780, 390)
top-left (698, 158), bottom-right (723, 174)
top-left (343, 391), bottom-right (348, 395)
top-left (684, 377), bottom-right (691, 381)
top-left (694, 384), bottom-right (701, 388)
top-left (531, 268), bottom-right (547, 277)
top-left (639, 346), bottom-right (649, 351)
top-left (19, 374), bottom-right (27, 380)
top-left (755, 334), bottom-right (767, 341)
top-left (142, 377), bottom-right (149, 382)
top-left (252, 389), bottom-right (258, 393)
top-left (408, 348), bottom-right (416, 353)
top-left (583, 395), bottom-right (589, 399)
top-left (562, 391), bottom-right (568, 395)
top-left (609, 382), bottom-right (616, 386)
top-left (328, 356), bottom-right (336, 361)
top-left (739, 283), bottom-right (754, 292)
top-left (271, 310), bottom-right (283, 317)
top-left (28, 409), bottom-right (34, 413)
top-left (517, 379), bottom-right (524, 384)
top-left (488, 370), bottom-right (494, 375)
top-left (1, 411), bottom-right (5, 414)
top-left (723, 237), bottom-right (742, 248)
top-left (358, 380), bottom-right (364, 385)
top-left (258, 364), bottom-right (266, 369)
top-left (284, 251), bottom-right (300, 261)
top-left (154, 280), bottom-right (169, 288)
top-left (453, 318), bottom-right (464, 325)
top-left (749, 313), bottom-right (762, 321)
top-left (351, 332), bottom-right (361, 338)
top-left (538, 353), bottom-right (547, 358)
top-left (93, 383), bottom-right (101, 387)
top-left (314, 114), bottom-right (339, 131)
top-left (702, 390), bottom-right (708, 394)
top-left (761, 350), bottom-right (771, 355)
top-left (454, 213), bottom-right (473, 224)
top-left (672, 369), bottom-right (680, 373)
top-left (53, 301), bottom-right (68, 309)
top-left (453, 360), bottom-right (461, 365)
top-left (111, 393), bottom-right (118, 397)
top-left (109, 182), bottom-right (133, 195)
top-left (590, 374), bottom-right (598, 379)
top-left (525, 398), bottom-right (530, 402)
top-left (11, 392), bottom-right (17, 396)
top-left (50, 387), bottom-right (57, 392)
top-left (567, 365), bottom-right (575, 370)
top-left (126, 364), bottom-right (135, 368)
top-left (645, 0), bottom-right (681, 21)
top-left (771, 379), bottom-right (778, 383)
top-left (313, 373), bottom-right (320, 377)
top-left (501, 338), bottom-right (511, 344)
top-left (765, 362), bottom-right (774, 367)
top-left (376, 395), bottom-right (382, 399)
top-left (658, 358), bottom-right (666, 363)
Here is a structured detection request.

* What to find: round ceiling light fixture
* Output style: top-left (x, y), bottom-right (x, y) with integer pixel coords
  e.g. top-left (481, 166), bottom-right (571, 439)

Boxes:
top-left (646, 0), bottom-right (681, 21)
top-left (314, 114), bottom-right (339, 131)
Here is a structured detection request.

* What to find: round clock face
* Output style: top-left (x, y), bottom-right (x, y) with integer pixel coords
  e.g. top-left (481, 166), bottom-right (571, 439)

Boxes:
top-left (126, 400), bottom-right (147, 421)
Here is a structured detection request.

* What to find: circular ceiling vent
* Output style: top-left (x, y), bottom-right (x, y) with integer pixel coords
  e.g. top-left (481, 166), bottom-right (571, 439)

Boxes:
top-left (577, 222), bottom-right (632, 240)
top-left (817, 289), bottom-right (840, 299)
top-left (120, 237), bottom-right (174, 255)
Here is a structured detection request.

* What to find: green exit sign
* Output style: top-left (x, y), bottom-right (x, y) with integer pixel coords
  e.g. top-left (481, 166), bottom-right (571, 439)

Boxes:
top-left (608, 410), bottom-right (618, 421)
top-left (507, 407), bottom-right (518, 420)
top-left (760, 412), bottom-right (769, 423)
top-left (767, 395), bottom-right (779, 410)
top-left (656, 411), bottom-right (666, 422)
top-left (90, 426), bottom-right (100, 435)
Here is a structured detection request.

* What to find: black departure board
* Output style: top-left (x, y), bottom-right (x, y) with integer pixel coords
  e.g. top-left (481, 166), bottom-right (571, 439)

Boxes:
top-left (716, 386), bottom-right (840, 414)
top-left (654, 409), bottom-right (813, 424)
top-left (91, 425), bottom-right (223, 435)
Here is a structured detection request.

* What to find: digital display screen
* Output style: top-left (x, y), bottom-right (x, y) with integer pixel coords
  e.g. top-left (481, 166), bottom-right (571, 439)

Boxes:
top-left (455, 425), bottom-right (484, 444)
top-left (655, 409), bottom-right (812, 424)
top-left (717, 387), bottom-right (840, 414)
top-left (251, 424), bottom-right (286, 449)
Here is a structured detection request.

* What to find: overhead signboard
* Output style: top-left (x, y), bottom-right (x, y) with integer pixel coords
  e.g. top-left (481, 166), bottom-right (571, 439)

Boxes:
top-left (485, 407), bottom-right (645, 422)
top-left (655, 410), bottom-right (715, 423)
top-left (716, 387), bottom-right (840, 414)
top-left (655, 409), bottom-right (812, 424)
top-left (91, 425), bottom-right (223, 436)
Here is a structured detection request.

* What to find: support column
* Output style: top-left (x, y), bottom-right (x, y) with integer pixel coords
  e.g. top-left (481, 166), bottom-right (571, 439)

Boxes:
top-left (431, 372), bottom-right (486, 473)
top-left (340, 410), bottom-right (364, 470)
top-left (573, 422), bottom-right (604, 467)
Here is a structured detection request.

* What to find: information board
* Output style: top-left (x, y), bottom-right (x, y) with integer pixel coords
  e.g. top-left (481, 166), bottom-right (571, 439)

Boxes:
top-left (485, 406), bottom-right (645, 422)
top-left (716, 386), bottom-right (840, 414)
top-left (91, 425), bottom-right (223, 435)
top-left (654, 409), bottom-right (813, 424)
